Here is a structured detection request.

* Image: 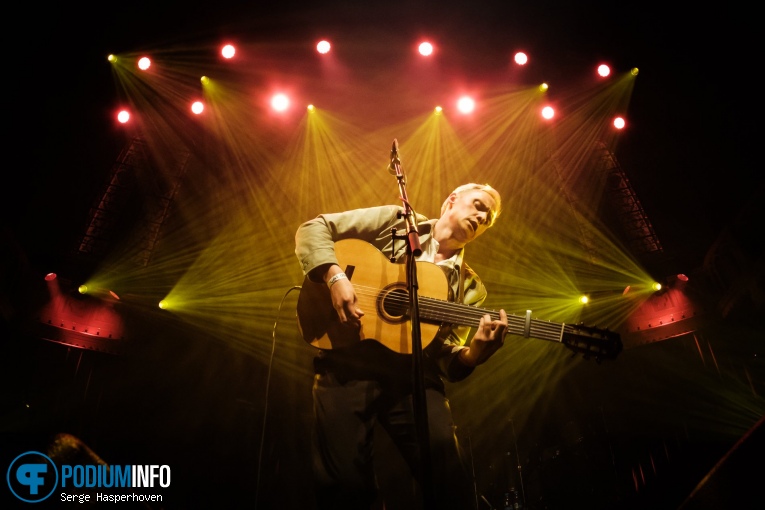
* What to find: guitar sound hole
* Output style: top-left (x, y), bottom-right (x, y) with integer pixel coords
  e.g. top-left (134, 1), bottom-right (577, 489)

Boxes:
top-left (378, 286), bottom-right (409, 323)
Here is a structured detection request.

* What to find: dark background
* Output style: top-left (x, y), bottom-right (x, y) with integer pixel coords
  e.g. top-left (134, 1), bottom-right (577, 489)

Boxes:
top-left (3, 2), bottom-right (763, 509)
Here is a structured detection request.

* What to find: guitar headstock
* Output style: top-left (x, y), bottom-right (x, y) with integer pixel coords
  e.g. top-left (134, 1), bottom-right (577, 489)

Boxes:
top-left (561, 324), bottom-right (623, 362)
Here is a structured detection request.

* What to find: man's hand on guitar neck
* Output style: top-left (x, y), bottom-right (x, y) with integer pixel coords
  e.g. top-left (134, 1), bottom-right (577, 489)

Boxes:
top-left (324, 264), bottom-right (365, 325)
top-left (458, 310), bottom-right (508, 367)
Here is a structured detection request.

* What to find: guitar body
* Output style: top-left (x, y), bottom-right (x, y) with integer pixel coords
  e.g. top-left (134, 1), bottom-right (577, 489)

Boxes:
top-left (297, 239), bottom-right (448, 353)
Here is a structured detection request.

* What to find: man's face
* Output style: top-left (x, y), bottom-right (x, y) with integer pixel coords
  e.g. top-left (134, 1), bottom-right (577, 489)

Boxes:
top-left (444, 189), bottom-right (497, 243)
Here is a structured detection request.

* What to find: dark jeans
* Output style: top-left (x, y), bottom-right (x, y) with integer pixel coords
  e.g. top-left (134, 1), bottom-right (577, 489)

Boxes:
top-left (311, 371), bottom-right (474, 510)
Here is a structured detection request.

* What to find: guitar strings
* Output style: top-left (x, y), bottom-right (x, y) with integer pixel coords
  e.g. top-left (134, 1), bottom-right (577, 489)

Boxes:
top-left (331, 283), bottom-right (618, 357)
top-left (348, 284), bottom-right (579, 343)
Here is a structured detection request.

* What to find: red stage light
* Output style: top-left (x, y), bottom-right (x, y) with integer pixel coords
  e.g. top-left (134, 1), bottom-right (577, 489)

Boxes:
top-left (317, 40), bottom-right (331, 54)
top-left (221, 44), bottom-right (236, 59)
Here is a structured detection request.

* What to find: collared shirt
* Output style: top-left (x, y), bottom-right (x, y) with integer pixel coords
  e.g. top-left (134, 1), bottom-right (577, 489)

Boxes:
top-left (417, 227), bottom-right (462, 270)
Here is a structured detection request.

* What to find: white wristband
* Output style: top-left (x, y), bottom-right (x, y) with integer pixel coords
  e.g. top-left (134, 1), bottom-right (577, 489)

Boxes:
top-left (327, 272), bottom-right (347, 288)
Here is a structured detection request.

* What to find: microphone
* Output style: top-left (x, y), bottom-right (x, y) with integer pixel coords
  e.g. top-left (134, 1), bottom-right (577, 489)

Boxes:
top-left (387, 138), bottom-right (400, 175)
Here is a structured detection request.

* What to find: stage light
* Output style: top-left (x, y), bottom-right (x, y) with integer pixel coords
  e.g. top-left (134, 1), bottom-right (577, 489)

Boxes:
top-left (221, 44), bottom-right (236, 59)
top-left (631, 67), bottom-right (639, 76)
top-left (317, 40), bottom-right (331, 54)
top-left (513, 52), bottom-right (528, 65)
top-left (418, 42), bottom-right (433, 56)
top-left (271, 93), bottom-right (290, 112)
top-left (579, 295), bottom-right (589, 304)
top-left (191, 101), bottom-right (204, 114)
top-left (108, 290), bottom-right (120, 300)
top-left (201, 76), bottom-right (210, 85)
top-left (78, 285), bottom-right (88, 294)
top-left (539, 83), bottom-right (548, 92)
top-left (597, 64), bottom-right (611, 77)
top-left (107, 54), bottom-right (117, 63)
top-left (307, 104), bottom-right (315, 112)
top-left (666, 273), bottom-right (689, 290)
top-left (137, 57), bottom-right (151, 71)
top-left (652, 282), bottom-right (662, 292)
top-left (434, 106), bottom-right (442, 114)
top-left (456, 96), bottom-right (475, 114)
top-left (44, 273), bottom-right (57, 281)
top-left (158, 300), bottom-right (168, 310)
top-left (117, 110), bottom-right (130, 124)
top-left (541, 106), bottom-right (555, 120)
top-left (613, 116), bottom-right (626, 129)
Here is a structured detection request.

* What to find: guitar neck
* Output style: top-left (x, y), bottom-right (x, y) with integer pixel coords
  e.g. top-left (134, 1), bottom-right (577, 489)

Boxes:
top-left (419, 296), bottom-right (570, 344)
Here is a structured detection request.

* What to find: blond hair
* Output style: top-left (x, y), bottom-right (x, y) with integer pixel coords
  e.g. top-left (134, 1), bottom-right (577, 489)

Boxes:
top-left (440, 183), bottom-right (502, 226)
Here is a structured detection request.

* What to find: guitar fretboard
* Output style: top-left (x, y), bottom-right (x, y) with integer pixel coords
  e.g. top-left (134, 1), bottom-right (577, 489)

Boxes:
top-left (418, 295), bottom-right (566, 343)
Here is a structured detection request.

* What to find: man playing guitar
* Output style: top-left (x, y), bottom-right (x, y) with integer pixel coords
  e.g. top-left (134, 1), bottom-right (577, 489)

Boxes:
top-left (295, 183), bottom-right (508, 510)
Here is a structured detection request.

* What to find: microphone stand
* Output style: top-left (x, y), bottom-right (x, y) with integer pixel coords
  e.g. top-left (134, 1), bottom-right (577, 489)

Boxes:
top-left (388, 139), bottom-right (433, 509)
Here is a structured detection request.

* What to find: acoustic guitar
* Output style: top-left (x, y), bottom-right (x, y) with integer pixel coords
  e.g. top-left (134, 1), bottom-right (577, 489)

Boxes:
top-left (297, 239), bottom-right (622, 361)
